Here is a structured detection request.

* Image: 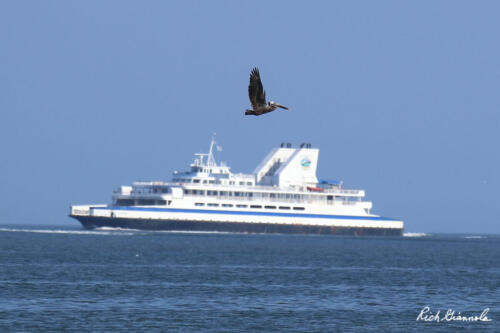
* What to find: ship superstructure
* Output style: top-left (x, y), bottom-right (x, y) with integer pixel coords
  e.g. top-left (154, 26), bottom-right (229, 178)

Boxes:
top-left (70, 136), bottom-right (403, 235)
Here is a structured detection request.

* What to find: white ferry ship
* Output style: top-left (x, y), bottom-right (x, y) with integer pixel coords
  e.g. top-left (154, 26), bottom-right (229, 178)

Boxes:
top-left (70, 136), bottom-right (403, 236)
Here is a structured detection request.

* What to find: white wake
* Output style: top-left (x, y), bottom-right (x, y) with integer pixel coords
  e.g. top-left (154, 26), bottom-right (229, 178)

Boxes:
top-left (403, 232), bottom-right (429, 237)
top-left (0, 228), bottom-right (135, 236)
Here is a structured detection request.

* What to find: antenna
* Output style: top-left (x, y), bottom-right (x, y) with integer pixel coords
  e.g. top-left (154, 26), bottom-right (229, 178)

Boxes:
top-left (207, 133), bottom-right (217, 167)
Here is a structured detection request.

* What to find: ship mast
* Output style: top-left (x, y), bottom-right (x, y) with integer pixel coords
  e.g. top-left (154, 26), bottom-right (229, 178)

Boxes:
top-left (207, 133), bottom-right (217, 167)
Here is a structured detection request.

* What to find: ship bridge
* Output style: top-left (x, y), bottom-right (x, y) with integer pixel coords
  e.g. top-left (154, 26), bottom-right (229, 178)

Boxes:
top-left (171, 135), bottom-right (255, 187)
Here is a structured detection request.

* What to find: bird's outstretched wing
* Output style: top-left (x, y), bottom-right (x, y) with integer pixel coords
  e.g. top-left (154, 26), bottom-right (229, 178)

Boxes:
top-left (248, 67), bottom-right (266, 109)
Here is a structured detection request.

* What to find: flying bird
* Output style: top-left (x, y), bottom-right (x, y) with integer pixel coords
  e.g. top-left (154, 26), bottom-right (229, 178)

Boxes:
top-left (245, 67), bottom-right (289, 116)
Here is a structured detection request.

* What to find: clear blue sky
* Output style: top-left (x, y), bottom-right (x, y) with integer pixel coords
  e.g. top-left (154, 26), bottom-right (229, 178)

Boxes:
top-left (1, 1), bottom-right (499, 233)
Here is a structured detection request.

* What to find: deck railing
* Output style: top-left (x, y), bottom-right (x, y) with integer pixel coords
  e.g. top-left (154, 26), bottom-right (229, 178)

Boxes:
top-left (130, 182), bottom-right (364, 197)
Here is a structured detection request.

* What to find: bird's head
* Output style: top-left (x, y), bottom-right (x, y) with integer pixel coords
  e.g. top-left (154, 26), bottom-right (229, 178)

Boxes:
top-left (269, 101), bottom-right (289, 110)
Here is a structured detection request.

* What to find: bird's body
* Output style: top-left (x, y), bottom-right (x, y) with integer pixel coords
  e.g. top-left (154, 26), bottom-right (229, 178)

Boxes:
top-left (245, 67), bottom-right (288, 116)
top-left (245, 101), bottom-right (284, 116)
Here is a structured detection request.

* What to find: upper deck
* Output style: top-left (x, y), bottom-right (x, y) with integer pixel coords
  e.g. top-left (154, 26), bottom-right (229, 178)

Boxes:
top-left (128, 181), bottom-right (364, 198)
top-left (111, 136), bottom-right (369, 210)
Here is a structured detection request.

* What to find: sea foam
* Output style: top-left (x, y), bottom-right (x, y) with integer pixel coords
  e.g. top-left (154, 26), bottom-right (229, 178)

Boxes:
top-left (403, 232), bottom-right (429, 237)
top-left (0, 228), bottom-right (134, 236)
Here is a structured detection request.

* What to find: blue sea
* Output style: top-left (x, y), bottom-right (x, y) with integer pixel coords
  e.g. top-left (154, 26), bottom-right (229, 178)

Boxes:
top-left (0, 225), bottom-right (498, 332)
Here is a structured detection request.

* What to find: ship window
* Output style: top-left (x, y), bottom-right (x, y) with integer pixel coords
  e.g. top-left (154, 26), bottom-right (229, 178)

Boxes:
top-left (239, 181), bottom-right (245, 185)
top-left (234, 192), bottom-right (241, 197)
top-left (246, 182), bottom-right (252, 185)
top-left (219, 191), bottom-right (227, 196)
top-left (195, 202), bottom-right (205, 206)
top-left (236, 204), bottom-right (247, 208)
top-left (279, 206), bottom-right (290, 210)
top-left (270, 193), bottom-right (276, 198)
top-left (155, 200), bottom-right (167, 205)
top-left (193, 179), bottom-right (200, 183)
top-left (137, 199), bottom-right (155, 206)
top-left (207, 190), bottom-right (217, 196)
top-left (207, 203), bottom-right (219, 207)
top-left (209, 180), bottom-right (215, 184)
top-left (116, 199), bottom-right (134, 206)
top-left (222, 204), bottom-right (233, 207)
top-left (293, 207), bottom-right (305, 211)
top-left (203, 180), bottom-right (207, 184)
top-left (265, 205), bottom-right (276, 209)
top-left (229, 181), bottom-right (235, 185)
top-left (250, 205), bottom-right (262, 209)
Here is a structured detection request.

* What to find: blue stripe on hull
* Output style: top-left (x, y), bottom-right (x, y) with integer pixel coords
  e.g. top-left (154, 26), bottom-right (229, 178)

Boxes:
top-left (93, 206), bottom-right (400, 222)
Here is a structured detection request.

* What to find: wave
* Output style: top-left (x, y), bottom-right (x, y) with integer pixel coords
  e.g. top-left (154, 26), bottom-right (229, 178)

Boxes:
top-left (0, 227), bottom-right (233, 236)
top-left (403, 232), bottom-right (429, 238)
top-left (95, 227), bottom-right (141, 232)
top-left (0, 228), bottom-right (134, 236)
top-left (142, 230), bottom-right (234, 235)
top-left (464, 235), bottom-right (486, 239)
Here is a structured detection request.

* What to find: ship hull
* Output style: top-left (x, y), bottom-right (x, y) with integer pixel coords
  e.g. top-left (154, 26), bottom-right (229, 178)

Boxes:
top-left (71, 215), bottom-right (403, 236)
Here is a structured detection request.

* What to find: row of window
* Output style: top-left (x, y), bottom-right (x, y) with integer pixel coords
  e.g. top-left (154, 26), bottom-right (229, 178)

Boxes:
top-left (134, 187), bottom-right (170, 194)
top-left (174, 178), bottom-right (254, 186)
top-left (194, 202), bottom-right (305, 210)
top-left (190, 167), bottom-right (230, 174)
top-left (115, 199), bottom-right (171, 206)
top-left (184, 189), bottom-right (309, 200)
top-left (189, 189), bottom-right (254, 197)
top-left (136, 187), bottom-right (340, 202)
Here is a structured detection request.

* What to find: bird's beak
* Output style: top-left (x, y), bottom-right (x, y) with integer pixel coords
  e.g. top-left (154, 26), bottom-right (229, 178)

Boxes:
top-left (276, 103), bottom-right (289, 110)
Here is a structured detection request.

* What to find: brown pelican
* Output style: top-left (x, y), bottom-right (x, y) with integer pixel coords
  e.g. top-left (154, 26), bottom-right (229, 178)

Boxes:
top-left (245, 67), bottom-right (289, 116)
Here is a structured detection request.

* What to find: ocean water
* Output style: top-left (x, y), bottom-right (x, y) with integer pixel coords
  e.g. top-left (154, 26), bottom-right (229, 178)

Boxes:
top-left (0, 225), bottom-right (498, 332)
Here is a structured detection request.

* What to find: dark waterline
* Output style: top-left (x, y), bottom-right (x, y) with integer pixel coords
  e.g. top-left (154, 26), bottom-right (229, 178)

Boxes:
top-left (0, 224), bottom-right (498, 332)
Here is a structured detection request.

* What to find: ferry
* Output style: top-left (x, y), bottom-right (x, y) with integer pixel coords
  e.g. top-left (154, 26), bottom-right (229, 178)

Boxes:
top-left (70, 136), bottom-right (403, 236)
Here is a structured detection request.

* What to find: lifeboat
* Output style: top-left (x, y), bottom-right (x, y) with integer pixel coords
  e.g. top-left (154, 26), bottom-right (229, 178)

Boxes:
top-left (306, 186), bottom-right (324, 192)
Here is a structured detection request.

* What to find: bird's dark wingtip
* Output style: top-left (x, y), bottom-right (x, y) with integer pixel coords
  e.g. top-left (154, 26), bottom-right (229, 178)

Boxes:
top-left (250, 67), bottom-right (260, 77)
